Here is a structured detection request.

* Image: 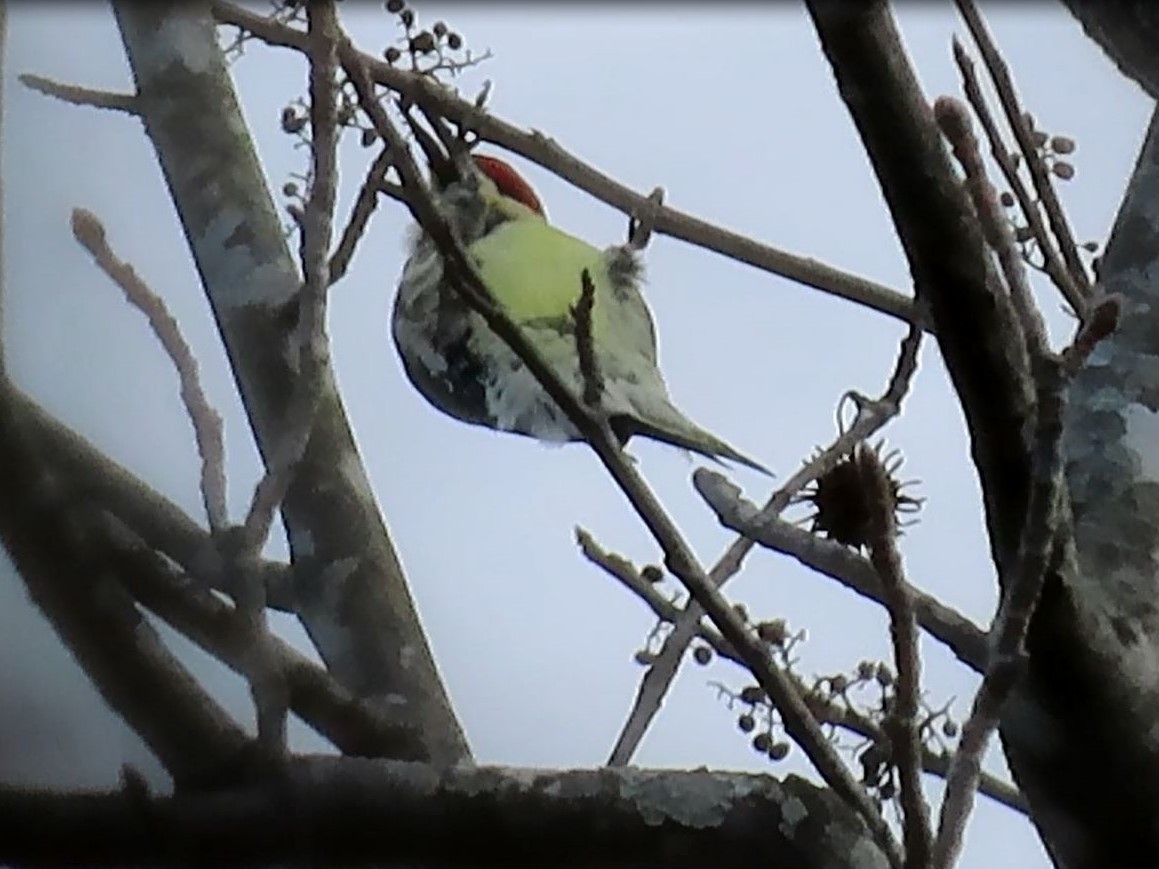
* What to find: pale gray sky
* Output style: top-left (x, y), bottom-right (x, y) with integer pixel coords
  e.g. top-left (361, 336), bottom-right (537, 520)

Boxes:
top-left (3, 3), bottom-right (1153, 866)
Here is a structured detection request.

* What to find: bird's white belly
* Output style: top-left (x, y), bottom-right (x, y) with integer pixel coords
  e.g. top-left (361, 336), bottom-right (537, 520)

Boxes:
top-left (483, 357), bottom-right (581, 442)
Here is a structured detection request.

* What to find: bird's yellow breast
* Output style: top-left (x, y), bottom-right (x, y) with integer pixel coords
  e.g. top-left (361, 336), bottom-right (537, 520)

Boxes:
top-left (470, 218), bottom-right (612, 324)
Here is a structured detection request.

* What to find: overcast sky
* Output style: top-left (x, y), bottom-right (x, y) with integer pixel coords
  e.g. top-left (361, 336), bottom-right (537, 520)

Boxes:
top-left (3, 2), bottom-right (1154, 866)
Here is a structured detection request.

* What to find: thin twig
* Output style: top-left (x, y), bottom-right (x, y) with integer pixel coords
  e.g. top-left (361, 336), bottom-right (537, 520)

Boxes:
top-left (952, 39), bottom-right (1085, 317)
top-left (1062, 293), bottom-right (1121, 371)
top-left (607, 323), bottom-right (923, 768)
top-left (930, 356), bottom-right (1067, 869)
top-left (574, 269), bottom-right (603, 406)
top-left (935, 97), bottom-right (1051, 361)
top-left (70, 209), bottom-right (229, 533)
top-left (240, 8), bottom-right (340, 554)
top-left (236, 0), bottom-right (342, 762)
top-left (210, 0), bottom-right (925, 331)
top-left (328, 145), bottom-right (393, 286)
top-left (577, 527), bottom-right (1026, 815)
top-left (954, 0), bottom-right (1092, 298)
top-left (863, 447), bottom-right (932, 866)
top-left (19, 73), bottom-right (139, 114)
top-left (343, 52), bottom-right (901, 866)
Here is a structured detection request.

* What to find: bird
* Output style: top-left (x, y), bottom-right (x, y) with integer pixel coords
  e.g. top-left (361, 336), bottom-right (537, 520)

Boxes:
top-left (391, 152), bottom-right (770, 475)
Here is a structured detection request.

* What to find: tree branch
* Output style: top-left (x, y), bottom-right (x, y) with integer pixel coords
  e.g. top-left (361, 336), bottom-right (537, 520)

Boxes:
top-left (70, 208), bottom-right (229, 533)
top-left (806, 2), bottom-right (1159, 864)
top-left (951, 39), bottom-right (1084, 316)
top-left (1005, 104), bottom-right (1159, 864)
top-left (113, 0), bottom-right (468, 764)
top-left (931, 356), bottom-right (1067, 869)
top-left (694, 478), bottom-right (988, 672)
top-left (1059, 0), bottom-right (1159, 100)
top-left (102, 516), bottom-right (429, 760)
top-left (4, 389), bottom-right (297, 610)
top-left (0, 757), bottom-right (891, 868)
top-left (577, 529), bottom-right (1025, 816)
top-left (328, 145), bottom-right (393, 286)
top-left (805, 0), bottom-right (1034, 591)
top-left (18, 73), bottom-right (139, 114)
top-left (954, 0), bottom-right (1092, 298)
top-left (574, 269), bottom-right (603, 407)
top-left (608, 323), bottom-right (923, 767)
top-left (934, 96), bottom-right (1050, 361)
top-left (211, 0), bottom-right (924, 330)
top-left (863, 449), bottom-right (931, 866)
top-left (0, 384), bottom-right (250, 788)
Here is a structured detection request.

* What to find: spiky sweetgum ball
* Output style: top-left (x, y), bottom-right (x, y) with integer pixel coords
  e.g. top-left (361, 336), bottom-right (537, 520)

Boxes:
top-left (809, 453), bottom-right (877, 548)
top-left (807, 442), bottom-right (920, 549)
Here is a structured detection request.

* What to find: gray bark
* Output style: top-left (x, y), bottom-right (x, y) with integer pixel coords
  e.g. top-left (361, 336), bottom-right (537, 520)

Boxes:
top-left (112, 1), bottom-right (468, 765)
top-left (1001, 105), bottom-right (1159, 868)
top-left (807, 1), bottom-right (1159, 865)
top-left (0, 757), bottom-right (890, 868)
top-left (1058, 0), bottom-right (1159, 101)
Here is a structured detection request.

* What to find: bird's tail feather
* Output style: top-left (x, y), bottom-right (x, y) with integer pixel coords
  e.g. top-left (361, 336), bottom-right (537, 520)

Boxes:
top-left (621, 412), bottom-right (773, 476)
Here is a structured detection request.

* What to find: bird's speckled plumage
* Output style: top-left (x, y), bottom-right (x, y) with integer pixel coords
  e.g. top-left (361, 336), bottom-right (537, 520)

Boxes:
top-left (392, 156), bottom-right (770, 474)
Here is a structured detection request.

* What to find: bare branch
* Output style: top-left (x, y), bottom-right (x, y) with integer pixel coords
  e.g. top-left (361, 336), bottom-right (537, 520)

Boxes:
top-left (103, 516), bottom-right (428, 760)
top-left (921, 751), bottom-right (1025, 816)
top-left (116, 0), bottom-right (468, 763)
top-left (695, 478), bottom-right (987, 673)
top-left (931, 356), bottom-right (1068, 868)
top-left (862, 447), bottom-right (931, 865)
top-left (578, 528), bottom-right (1025, 816)
top-left (70, 209), bottom-right (229, 534)
top-left (954, 0), bottom-right (1092, 298)
top-left (935, 97), bottom-right (1051, 361)
top-left (576, 526), bottom-right (728, 650)
top-left (237, 0), bottom-right (342, 763)
top-left (5, 390), bottom-right (296, 609)
top-left (3, 380), bottom-right (419, 760)
top-left (952, 39), bottom-right (1084, 316)
top-left (18, 72), bottom-right (139, 114)
top-left (608, 323), bottom-right (922, 768)
top-left (328, 145), bottom-right (393, 286)
top-left (0, 385), bottom-right (249, 786)
top-left (70, 206), bottom-right (302, 760)
top-left (211, 0), bottom-right (924, 330)
top-left (0, 757), bottom-right (890, 868)
top-left (806, 0), bottom-right (1036, 608)
top-left (1062, 292), bottom-right (1121, 370)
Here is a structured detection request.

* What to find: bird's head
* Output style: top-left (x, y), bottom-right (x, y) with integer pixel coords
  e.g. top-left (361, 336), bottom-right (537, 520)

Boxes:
top-left (399, 108), bottom-right (545, 221)
top-left (471, 155), bottom-right (545, 217)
